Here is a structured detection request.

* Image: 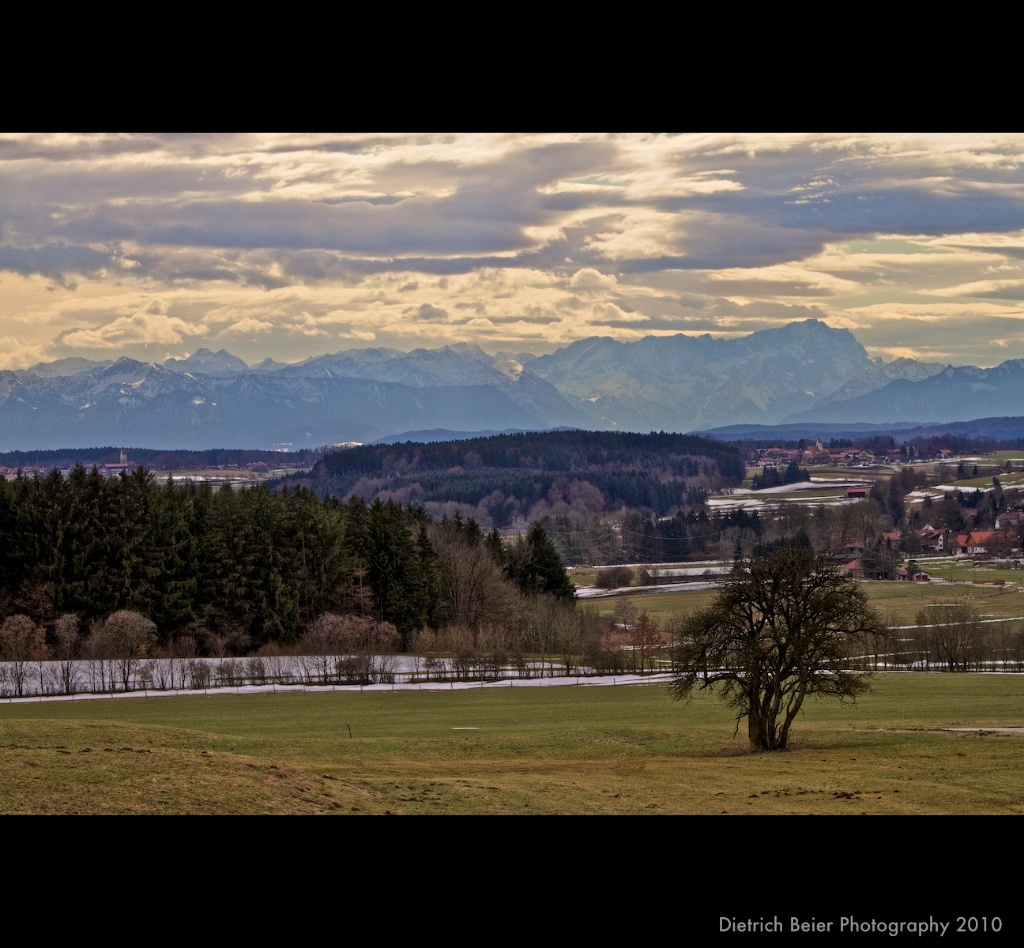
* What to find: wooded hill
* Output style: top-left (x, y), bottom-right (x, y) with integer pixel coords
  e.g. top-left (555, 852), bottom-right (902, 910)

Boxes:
top-left (0, 466), bottom-right (574, 653)
top-left (296, 430), bottom-right (746, 527)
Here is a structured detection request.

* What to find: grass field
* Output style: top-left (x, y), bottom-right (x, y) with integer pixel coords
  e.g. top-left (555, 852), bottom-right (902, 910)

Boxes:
top-left (577, 575), bottom-right (1024, 627)
top-left (2, 672), bottom-right (1022, 815)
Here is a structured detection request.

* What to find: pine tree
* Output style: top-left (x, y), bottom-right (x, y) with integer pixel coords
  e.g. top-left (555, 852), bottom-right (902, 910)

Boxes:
top-left (505, 522), bottom-right (576, 600)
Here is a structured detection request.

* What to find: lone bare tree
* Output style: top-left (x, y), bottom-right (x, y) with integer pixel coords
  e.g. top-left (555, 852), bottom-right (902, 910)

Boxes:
top-left (668, 543), bottom-right (888, 751)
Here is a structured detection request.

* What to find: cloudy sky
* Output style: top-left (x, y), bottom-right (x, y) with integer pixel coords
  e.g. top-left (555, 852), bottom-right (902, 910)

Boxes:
top-left (2, 132), bottom-right (1024, 371)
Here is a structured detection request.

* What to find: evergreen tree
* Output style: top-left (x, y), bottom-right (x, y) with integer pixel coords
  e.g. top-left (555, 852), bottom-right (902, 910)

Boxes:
top-left (283, 486), bottom-right (350, 626)
top-left (199, 482), bottom-right (251, 646)
top-left (364, 499), bottom-right (426, 647)
top-left (504, 522), bottom-right (576, 601)
top-left (151, 477), bottom-right (199, 639)
top-left (237, 485), bottom-right (296, 648)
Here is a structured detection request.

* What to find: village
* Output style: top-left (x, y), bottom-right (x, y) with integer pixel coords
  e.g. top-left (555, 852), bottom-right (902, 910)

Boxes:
top-left (741, 437), bottom-right (1024, 581)
top-left (0, 449), bottom-right (310, 485)
top-left (752, 436), bottom-right (960, 470)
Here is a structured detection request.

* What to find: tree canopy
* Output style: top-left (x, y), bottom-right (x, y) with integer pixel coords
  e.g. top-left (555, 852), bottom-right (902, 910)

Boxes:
top-left (667, 543), bottom-right (888, 751)
top-left (0, 466), bottom-right (575, 653)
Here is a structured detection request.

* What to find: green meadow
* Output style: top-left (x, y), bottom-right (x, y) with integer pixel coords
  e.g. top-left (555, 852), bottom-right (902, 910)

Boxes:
top-left (1, 672), bottom-right (1022, 815)
top-left (578, 575), bottom-right (1024, 627)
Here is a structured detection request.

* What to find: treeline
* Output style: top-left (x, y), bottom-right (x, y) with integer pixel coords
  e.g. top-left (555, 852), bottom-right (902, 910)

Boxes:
top-left (889, 600), bottom-right (1024, 672)
top-left (326, 468), bottom-right (711, 525)
top-left (731, 430), bottom-right (1024, 456)
top-left (0, 446), bottom-right (320, 470)
top-left (289, 429), bottom-right (744, 527)
top-left (908, 431), bottom-right (1024, 454)
top-left (0, 465), bottom-right (574, 654)
top-left (541, 507), bottom-right (767, 566)
top-left (751, 461), bottom-right (810, 490)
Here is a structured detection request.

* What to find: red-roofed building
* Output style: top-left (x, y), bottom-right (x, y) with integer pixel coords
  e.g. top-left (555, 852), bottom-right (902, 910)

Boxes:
top-left (918, 525), bottom-right (947, 552)
top-left (955, 530), bottom-right (1017, 557)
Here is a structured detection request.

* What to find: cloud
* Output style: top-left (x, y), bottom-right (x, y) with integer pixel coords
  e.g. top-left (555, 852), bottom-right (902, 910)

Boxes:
top-left (56, 312), bottom-right (205, 350)
top-left (0, 244), bottom-right (113, 283)
top-left (569, 268), bottom-right (619, 291)
top-left (3, 133), bottom-right (1024, 366)
top-left (404, 303), bottom-right (449, 322)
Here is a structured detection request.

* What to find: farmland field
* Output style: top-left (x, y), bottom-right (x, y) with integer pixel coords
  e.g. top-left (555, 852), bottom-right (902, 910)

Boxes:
top-left (576, 572), bottom-right (1024, 627)
top-left (1, 672), bottom-right (1022, 816)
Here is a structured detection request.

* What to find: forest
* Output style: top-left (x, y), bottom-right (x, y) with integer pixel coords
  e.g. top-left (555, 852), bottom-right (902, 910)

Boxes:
top-left (0, 464), bottom-right (575, 658)
top-left (287, 429), bottom-right (745, 529)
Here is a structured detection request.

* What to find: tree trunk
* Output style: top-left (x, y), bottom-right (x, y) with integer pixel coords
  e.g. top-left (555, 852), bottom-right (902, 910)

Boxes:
top-left (748, 712), bottom-right (761, 749)
top-left (748, 709), bottom-right (777, 750)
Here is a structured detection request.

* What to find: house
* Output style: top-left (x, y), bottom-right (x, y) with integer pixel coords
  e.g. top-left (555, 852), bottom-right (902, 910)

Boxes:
top-left (918, 525), bottom-right (947, 552)
top-left (843, 559), bottom-right (865, 579)
top-left (995, 511), bottom-right (1024, 531)
top-left (954, 530), bottom-right (1017, 557)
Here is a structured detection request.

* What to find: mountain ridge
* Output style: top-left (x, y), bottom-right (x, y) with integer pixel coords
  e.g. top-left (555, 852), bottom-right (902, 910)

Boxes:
top-left (1, 320), bottom-right (1010, 450)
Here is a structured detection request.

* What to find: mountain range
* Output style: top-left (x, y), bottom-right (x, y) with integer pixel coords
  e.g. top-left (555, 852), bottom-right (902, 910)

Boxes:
top-left (3, 319), bottom-right (1023, 450)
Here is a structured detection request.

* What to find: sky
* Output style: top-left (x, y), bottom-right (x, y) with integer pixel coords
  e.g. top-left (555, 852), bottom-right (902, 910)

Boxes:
top-left (3, 132), bottom-right (1024, 371)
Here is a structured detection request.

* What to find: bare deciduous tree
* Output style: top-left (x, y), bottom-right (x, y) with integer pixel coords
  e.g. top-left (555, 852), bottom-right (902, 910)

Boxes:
top-left (630, 610), bottom-right (666, 674)
top-left (52, 613), bottom-right (81, 695)
top-left (926, 598), bottom-right (986, 671)
top-left (668, 544), bottom-right (888, 751)
top-left (427, 521), bottom-right (524, 645)
top-left (583, 611), bottom-right (628, 675)
top-left (551, 601), bottom-right (586, 676)
top-left (299, 613), bottom-right (401, 684)
top-left (89, 610), bottom-right (158, 692)
top-left (0, 614), bottom-right (45, 697)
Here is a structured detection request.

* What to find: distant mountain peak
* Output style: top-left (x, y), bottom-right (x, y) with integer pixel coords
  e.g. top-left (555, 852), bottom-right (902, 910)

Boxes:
top-left (22, 357), bottom-right (114, 378)
top-left (163, 348), bottom-right (250, 376)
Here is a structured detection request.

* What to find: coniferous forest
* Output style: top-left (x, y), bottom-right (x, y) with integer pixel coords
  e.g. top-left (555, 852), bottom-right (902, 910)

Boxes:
top-left (0, 464), bottom-right (574, 656)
